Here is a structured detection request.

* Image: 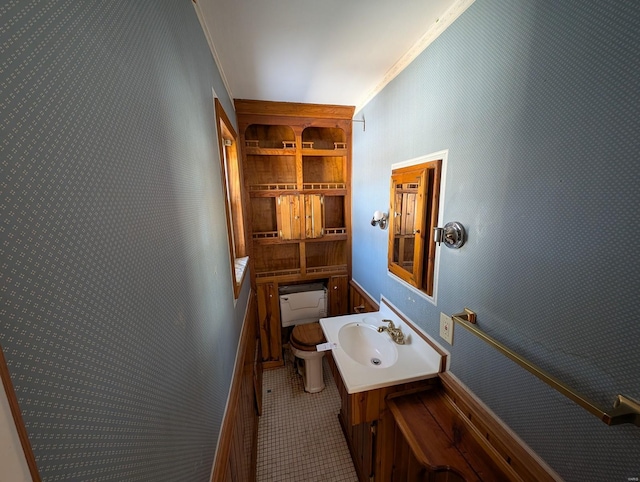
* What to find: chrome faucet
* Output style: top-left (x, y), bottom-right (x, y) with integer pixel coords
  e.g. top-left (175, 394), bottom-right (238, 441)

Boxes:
top-left (377, 319), bottom-right (405, 345)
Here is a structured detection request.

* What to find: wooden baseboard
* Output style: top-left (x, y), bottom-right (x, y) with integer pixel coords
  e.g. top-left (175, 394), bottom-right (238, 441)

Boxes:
top-left (262, 359), bottom-right (284, 370)
top-left (210, 291), bottom-right (260, 482)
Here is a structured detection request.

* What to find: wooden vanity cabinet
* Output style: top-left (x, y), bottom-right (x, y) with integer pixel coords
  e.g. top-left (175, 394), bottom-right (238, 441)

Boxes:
top-left (326, 352), bottom-right (439, 482)
top-left (236, 100), bottom-right (354, 366)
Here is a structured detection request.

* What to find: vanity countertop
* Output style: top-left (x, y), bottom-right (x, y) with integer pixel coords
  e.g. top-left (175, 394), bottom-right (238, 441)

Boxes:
top-left (319, 299), bottom-right (444, 394)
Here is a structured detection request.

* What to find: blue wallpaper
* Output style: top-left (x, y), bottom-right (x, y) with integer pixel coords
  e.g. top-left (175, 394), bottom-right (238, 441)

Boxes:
top-left (352, 0), bottom-right (639, 480)
top-left (1, 0), bottom-right (248, 480)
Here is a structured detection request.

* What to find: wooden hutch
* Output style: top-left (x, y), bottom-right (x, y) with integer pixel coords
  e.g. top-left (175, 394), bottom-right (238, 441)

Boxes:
top-left (235, 100), bottom-right (354, 368)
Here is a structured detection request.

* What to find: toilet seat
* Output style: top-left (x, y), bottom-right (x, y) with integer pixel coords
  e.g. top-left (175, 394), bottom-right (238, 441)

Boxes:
top-left (290, 322), bottom-right (325, 351)
top-left (290, 322), bottom-right (326, 393)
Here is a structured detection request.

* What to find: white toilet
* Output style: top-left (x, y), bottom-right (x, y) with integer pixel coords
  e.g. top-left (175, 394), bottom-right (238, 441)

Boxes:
top-left (290, 323), bottom-right (326, 393)
top-left (279, 284), bottom-right (327, 393)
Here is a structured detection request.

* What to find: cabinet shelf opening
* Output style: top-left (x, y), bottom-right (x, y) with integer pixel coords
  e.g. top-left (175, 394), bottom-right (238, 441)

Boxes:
top-left (303, 156), bottom-right (346, 185)
top-left (246, 154), bottom-right (296, 189)
top-left (251, 197), bottom-right (277, 234)
top-left (245, 124), bottom-right (295, 149)
top-left (302, 127), bottom-right (346, 150)
top-left (306, 239), bottom-right (347, 269)
top-left (254, 243), bottom-right (300, 273)
top-left (323, 195), bottom-right (346, 230)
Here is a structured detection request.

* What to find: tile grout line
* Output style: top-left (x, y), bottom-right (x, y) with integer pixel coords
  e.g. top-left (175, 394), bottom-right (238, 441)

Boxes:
top-left (256, 350), bottom-right (359, 482)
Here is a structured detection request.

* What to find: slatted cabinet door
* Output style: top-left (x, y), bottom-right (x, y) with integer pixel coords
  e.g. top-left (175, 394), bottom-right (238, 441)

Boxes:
top-left (277, 194), bottom-right (302, 240)
top-left (304, 194), bottom-right (324, 239)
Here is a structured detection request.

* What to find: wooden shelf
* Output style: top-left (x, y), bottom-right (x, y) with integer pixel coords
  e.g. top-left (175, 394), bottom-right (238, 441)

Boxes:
top-left (252, 233), bottom-right (348, 246)
top-left (254, 270), bottom-right (347, 285)
top-left (306, 264), bottom-right (348, 275)
top-left (301, 183), bottom-right (347, 191)
top-left (248, 185), bottom-right (347, 194)
top-left (251, 231), bottom-right (279, 240)
top-left (254, 268), bottom-right (302, 279)
top-left (248, 184), bottom-right (298, 193)
top-left (323, 228), bottom-right (347, 236)
top-left (244, 147), bottom-right (297, 156)
top-left (301, 148), bottom-right (348, 156)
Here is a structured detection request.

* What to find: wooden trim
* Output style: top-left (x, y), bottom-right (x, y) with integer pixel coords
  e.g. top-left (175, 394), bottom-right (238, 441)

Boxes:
top-left (439, 372), bottom-right (562, 482)
top-left (0, 344), bottom-right (41, 481)
top-left (355, 0), bottom-right (475, 113)
top-left (348, 279), bottom-right (379, 313)
top-left (215, 98), bottom-right (247, 299)
top-left (424, 160), bottom-right (441, 296)
top-left (388, 391), bottom-right (513, 481)
top-left (387, 395), bottom-right (475, 480)
top-left (209, 320), bottom-right (246, 481)
top-left (210, 291), bottom-right (259, 482)
top-left (235, 99), bottom-right (355, 120)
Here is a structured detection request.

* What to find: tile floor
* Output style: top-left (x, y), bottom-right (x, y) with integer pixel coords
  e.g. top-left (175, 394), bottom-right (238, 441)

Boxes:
top-left (256, 349), bottom-right (359, 482)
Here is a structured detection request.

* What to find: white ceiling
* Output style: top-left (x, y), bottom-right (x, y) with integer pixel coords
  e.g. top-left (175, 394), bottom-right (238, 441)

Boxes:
top-left (195, 0), bottom-right (472, 111)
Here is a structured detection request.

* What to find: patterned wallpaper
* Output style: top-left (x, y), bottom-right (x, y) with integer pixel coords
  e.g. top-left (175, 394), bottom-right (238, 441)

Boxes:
top-left (1, 1), bottom-right (248, 480)
top-left (352, 0), bottom-right (639, 480)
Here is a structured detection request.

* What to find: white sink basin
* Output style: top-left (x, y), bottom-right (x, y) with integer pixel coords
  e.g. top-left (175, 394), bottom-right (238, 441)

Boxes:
top-left (320, 299), bottom-right (444, 394)
top-left (338, 322), bottom-right (398, 368)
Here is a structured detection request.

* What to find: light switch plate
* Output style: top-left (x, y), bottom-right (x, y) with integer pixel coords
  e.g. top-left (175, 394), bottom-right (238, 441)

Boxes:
top-left (440, 312), bottom-right (453, 345)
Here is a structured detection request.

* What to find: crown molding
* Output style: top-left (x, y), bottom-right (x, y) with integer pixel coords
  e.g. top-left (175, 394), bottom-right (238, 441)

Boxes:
top-left (192, 0), bottom-right (235, 109)
top-left (355, 0), bottom-right (475, 114)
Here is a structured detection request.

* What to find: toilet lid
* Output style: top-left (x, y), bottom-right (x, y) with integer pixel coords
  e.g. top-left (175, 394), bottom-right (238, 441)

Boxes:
top-left (291, 322), bottom-right (325, 348)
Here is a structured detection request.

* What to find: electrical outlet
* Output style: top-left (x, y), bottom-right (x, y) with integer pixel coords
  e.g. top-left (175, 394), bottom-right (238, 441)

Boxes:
top-left (440, 312), bottom-right (453, 345)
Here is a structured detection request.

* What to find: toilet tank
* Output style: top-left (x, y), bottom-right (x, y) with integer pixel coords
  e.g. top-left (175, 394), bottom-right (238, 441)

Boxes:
top-left (279, 283), bottom-right (328, 327)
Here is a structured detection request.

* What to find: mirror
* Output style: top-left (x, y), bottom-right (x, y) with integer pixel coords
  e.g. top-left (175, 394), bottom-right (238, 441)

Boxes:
top-left (391, 172), bottom-right (423, 277)
top-left (388, 160), bottom-right (441, 296)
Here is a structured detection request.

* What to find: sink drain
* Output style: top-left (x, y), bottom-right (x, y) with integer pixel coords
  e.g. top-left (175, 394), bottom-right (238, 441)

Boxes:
top-left (371, 357), bottom-right (381, 366)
